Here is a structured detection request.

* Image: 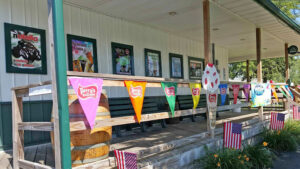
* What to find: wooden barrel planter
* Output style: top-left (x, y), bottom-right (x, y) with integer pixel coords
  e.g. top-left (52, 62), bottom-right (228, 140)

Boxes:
top-left (51, 89), bottom-right (112, 167)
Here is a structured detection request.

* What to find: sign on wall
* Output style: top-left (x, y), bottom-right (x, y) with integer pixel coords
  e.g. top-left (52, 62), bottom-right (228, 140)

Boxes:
top-left (169, 53), bottom-right (184, 79)
top-left (112, 42), bottom-right (134, 75)
top-left (188, 56), bottom-right (204, 80)
top-left (144, 49), bottom-right (162, 77)
top-left (67, 34), bottom-right (98, 73)
top-left (4, 23), bottom-right (47, 74)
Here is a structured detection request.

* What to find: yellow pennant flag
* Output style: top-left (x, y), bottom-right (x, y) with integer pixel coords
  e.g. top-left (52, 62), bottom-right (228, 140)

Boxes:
top-left (124, 81), bottom-right (147, 123)
top-left (189, 83), bottom-right (202, 109)
top-left (271, 85), bottom-right (279, 102)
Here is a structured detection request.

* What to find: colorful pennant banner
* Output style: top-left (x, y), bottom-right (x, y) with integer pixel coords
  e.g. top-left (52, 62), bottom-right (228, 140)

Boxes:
top-left (219, 84), bottom-right (227, 106)
top-left (69, 77), bottom-right (104, 129)
top-left (243, 84), bottom-right (250, 102)
top-left (285, 85), bottom-right (294, 100)
top-left (124, 81), bottom-right (147, 123)
top-left (251, 83), bottom-right (271, 107)
top-left (271, 85), bottom-right (279, 102)
top-left (232, 84), bottom-right (240, 104)
top-left (161, 82), bottom-right (177, 117)
top-left (189, 83), bottom-right (202, 109)
top-left (277, 86), bottom-right (288, 98)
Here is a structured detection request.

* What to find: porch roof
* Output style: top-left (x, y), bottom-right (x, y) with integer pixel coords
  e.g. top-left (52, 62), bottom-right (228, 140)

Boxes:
top-left (63, 0), bottom-right (300, 63)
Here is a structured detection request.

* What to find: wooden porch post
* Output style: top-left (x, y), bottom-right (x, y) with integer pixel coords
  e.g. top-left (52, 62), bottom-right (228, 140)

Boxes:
top-left (285, 43), bottom-right (289, 83)
top-left (203, 0), bottom-right (214, 138)
top-left (256, 28), bottom-right (264, 121)
top-left (47, 0), bottom-right (71, 168)
top-left (246, 60), bottom-right (250, 82)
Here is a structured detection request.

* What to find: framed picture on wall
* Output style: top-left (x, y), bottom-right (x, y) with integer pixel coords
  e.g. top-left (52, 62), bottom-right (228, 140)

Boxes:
top-left (4, 23), bottom-right (47, 74)
top-left (188, 56), bottom-right (204, 80)
top-left (67, 34), bottom-right (98, 73)
top-left (169, 53), bottom-right (184, 79)
top-left (144, 49), bottom-right (162, 77)
top-left (111, 42), bottom-right (134, 75)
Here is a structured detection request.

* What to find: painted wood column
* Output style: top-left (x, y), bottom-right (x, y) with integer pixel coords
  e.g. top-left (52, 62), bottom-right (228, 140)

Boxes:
top-left (256, 28), bottom-right (264, 121)
top-left (203, 0), bottom-right (214, 138)
top-left (47, 0), bottom-right (72, 168)
top-left (285, 43), bottom-right (289, 83)
top-left (246, 60), bottom-right (250, 82)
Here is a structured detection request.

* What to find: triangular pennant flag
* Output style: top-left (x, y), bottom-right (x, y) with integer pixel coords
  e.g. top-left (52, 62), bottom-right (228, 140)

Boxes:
top-left (69, 77), bottom-right (103, 129)
top-left (243, 84), bottom-right (251, 102)
top-left (271, 85), bottom-right (279, 102)
top-left (281, 85), bottom-right (292, 98)
top-left (285, 85), bottom-right (294, 100)
top-left (277, 86), bottom-right (288, 98)
top-left (161, 82), bottom-right (177, 117)
top-left (189, 83), bottom-right (202, 109)
top-left (219, 84), bottom-right (227, 106)
top-left (232, 84), bottom-right (240, 104)
top-left (124, 81), bottom-right (147, 123)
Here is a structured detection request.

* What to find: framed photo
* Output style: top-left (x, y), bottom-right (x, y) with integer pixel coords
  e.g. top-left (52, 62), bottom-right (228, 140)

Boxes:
top-left (4, 23), bottom-right (47, 74)
top-left (67, 34), bottom-right (98, 73)
top-left (111, 42), bottom-right (134, 75)
top-left (188, 56), bottom-right (204, 80)
top-left (169, 53), bottom-right (184, 79)
top-left (144, 49), bottom-right (162, 77)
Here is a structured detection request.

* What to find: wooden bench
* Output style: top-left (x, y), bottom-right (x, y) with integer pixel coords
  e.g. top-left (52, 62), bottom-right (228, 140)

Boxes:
top-left (109, 97), bottom-right (167, 137)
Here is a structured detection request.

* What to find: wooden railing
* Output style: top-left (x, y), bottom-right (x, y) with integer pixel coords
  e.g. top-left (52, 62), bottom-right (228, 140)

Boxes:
top-left (11, 71), bottom-right (292, 169)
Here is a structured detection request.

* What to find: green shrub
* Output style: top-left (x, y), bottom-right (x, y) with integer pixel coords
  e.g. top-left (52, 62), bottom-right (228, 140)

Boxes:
top-left (283, 120), bottom-right (300, 143)
top-left (261, 128), bottom-right (297, 152)
top-left (198, 148), bottom-right (252, 169)
top-left (243, 144), bottom-right (274, 169)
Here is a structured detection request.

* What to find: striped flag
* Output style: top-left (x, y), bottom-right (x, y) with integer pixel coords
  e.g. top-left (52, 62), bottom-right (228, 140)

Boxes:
top-left (270, 112), bottom-right (285, 130)
top-left (223, 122), bottom-right (242, 149)
top-left (293, 106), bottom-right (300, 120)
top-left (114, 150), bottom-right (137, 169)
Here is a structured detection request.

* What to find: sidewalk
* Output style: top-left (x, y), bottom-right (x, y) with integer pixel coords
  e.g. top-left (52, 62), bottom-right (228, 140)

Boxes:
top-left (272, 147), bottom-right (300, 169)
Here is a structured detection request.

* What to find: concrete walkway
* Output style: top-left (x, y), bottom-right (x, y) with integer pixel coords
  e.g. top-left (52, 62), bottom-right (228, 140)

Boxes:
top-left (272, 147), bottom-right (300, 169)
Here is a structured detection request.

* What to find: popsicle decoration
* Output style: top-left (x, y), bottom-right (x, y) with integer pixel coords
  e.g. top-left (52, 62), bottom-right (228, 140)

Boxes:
top-left (202, 63), bottom-right (220, 92)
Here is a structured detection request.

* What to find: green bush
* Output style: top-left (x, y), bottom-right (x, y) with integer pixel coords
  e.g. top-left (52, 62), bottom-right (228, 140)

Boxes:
top-left (199, 148), bottom-right (252, 169)
top-left (262, 128), bottom-right (297, 152)
top-left (243, 145), bottom-right (274, 169)
top-left (283, 120), bottom-right (300, 143)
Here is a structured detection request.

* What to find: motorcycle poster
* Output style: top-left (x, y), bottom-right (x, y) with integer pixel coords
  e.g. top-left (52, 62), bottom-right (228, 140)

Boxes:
top-left (5, 23), bottom-right (47, 74)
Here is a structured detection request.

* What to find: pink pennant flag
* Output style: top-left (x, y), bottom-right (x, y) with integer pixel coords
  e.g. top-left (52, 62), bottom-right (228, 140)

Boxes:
top-left (69, 77), bottom-right (103, 129)
top-left (243, 84), bottom-right (250, 102)
top-left (232, 84), bottom-right (240, 104)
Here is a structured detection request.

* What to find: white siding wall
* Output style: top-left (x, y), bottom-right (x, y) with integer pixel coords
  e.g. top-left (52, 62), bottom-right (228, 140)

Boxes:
top-left (0, 0), bottom-right (229, 102)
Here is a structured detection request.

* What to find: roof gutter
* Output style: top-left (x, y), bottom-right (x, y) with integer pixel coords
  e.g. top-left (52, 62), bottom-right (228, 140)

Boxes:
top-left (254, 0), bottom-right (300, 35)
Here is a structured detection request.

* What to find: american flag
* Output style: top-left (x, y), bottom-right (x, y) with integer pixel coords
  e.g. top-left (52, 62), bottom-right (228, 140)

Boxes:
top-left (270, 112), bottom-right (285, 130)
top-left (223, 122), bottom-right (242, 149)
top-left (114, 150), bottom-right (137, 169)
top-left (293, 106), bottom-right (300, 120)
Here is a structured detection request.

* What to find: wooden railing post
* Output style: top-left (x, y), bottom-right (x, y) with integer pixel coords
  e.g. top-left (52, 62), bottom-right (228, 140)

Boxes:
top-left (12, 90), bottom-right (24, 169)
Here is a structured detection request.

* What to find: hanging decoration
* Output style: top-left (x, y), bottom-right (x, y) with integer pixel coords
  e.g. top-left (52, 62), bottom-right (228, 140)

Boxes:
top-left (232, 84), bottom-right (240, 104)
top-left (161, 82), bottom-right (177, 117)
top-left (202, 63), bottom-right (220, 129)
top-left (189, 83), bottom-right (202, 109)
top-left (124, 81), bottom-right (147, 123)
top-left (251, 83), bottom-right (271, 107)
top-left (243, 84), bottom-right (251, 102)
top-left (69, 77), bottom-right (103, 129)
top-left (271, 85), bottom-right (279, 102)
top-left (219, 84), bottom-right (227, 106)
top-left (285, 85), bottom-right (294, 100)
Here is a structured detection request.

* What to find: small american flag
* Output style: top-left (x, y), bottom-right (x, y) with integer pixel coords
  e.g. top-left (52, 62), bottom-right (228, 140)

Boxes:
top-left (114, 150), bottom-right (137, 169)
top-left (293, 106), bottom-right (300, 120)
top-left (270, 112), bottom-right (285, 130)
top-left (223, 122), bottom-right (242, 149)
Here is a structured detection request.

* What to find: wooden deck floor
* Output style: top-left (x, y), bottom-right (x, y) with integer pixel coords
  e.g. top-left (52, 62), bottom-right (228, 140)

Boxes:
top-left (0, 109), bottom-right (272, 169)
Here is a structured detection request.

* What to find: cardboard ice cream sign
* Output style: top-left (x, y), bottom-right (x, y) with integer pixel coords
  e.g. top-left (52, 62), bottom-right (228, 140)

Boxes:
top-left (202, 63), bottom-right (220, 129)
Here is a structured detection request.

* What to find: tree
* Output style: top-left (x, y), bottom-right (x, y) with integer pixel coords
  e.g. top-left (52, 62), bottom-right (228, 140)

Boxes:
top-left (271, 0), bottom-right (300, 20)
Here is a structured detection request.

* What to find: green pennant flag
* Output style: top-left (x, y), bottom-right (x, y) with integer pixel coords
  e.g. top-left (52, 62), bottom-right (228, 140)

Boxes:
top-left (161, 82), bottom-right (177, 117)
top-left (277, 85), bottom-right (288, 98)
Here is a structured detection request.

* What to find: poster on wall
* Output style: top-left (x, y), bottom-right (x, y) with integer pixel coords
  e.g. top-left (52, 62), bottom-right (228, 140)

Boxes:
top-left (169, 53), bottom-right (183, 79)
top-left (67, 34), bottom-right (98, 73)
top-left (188, 56), bottom-right (204, 80)
top-left (112, 42), bottom-right (134, 75)
top-left (144, 49), bottom-right (162, 77)
top-left (4, 23), bottom-right (47, 74)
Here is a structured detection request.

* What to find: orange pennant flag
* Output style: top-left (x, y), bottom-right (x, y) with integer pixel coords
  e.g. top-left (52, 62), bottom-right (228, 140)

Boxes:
top-left (124, 81), bottom-right (147, 123)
